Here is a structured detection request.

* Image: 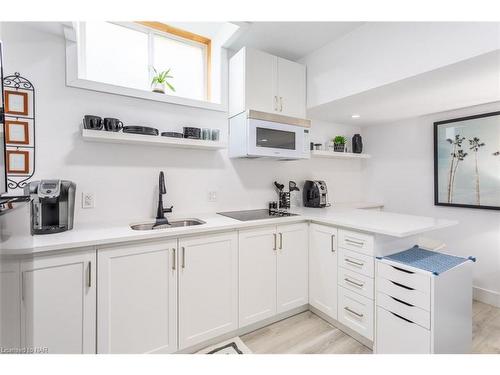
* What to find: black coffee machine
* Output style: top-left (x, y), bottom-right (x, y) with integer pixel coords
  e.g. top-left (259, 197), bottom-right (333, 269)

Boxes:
top-left (25, 180), bottom-right (76, 234)
top-left (303, 180), bottom-right (330, 208)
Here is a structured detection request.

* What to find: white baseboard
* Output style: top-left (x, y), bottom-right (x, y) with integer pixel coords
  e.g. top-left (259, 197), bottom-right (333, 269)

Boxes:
top-left (473, 286), bottom-right (500, 307)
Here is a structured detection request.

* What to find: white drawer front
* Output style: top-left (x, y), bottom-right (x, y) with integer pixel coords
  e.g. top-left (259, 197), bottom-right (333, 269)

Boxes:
top-left (338, 286), bottom-right (374, 340)
top-left (376, 292), bottom-right (430, 329)
top-left (376, 277), bottom-right (430, 311)
top-left (338, 267), bottom-right (374, 300)
top-left (339, 248), bottom-right (374, 278)
top-left (377, 261), bottom-right (430, 293)
top-left (376, 306), bottom-right (430, 354)
top-left (339, 229), bottom-right (374, 255)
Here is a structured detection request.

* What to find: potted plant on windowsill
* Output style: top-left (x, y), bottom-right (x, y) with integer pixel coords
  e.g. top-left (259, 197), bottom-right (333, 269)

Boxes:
top-left (333, 136), bottom-right (347, 152)
top-left (151, 68), bottom-right (175, 94)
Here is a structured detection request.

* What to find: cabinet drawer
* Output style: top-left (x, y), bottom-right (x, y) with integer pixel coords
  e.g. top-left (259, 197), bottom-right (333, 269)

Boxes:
top-left (338, 286), bottom-right (374, 340)
top-left (376, 306), bottom-right (430, 354)
top-left (338, 267), bottom-right (374, 300)
top-left (339, 248), bottom-right (374, 278)
top-left (376, 277), bottom-right (430, 311)
top-left (338, 229), bottom-right (374, 255)
top-left (377, 261), bottom-right (430, 293)
top-left (377, 292), bottom-right (430, 329)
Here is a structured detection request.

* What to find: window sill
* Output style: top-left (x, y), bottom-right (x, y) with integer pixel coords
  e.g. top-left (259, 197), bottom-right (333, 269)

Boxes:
top-left (66, 77), bottom-right (227, 112)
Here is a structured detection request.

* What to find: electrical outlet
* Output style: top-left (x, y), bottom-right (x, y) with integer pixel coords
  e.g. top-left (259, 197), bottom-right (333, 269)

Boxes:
top-left (208, 191), bottom-right (217, 202)
top-left (82, 192), bottom-right (95, 209)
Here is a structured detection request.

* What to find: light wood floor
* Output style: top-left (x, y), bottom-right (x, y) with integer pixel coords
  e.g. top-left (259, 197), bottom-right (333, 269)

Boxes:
top-left (240, 301), bottom-right (500, 354)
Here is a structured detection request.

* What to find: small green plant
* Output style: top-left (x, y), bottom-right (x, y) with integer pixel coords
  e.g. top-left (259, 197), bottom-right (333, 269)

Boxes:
top-left (333, 136), bottom-right (347, 145)
top-left (151, 68), bottom-right (175, 92)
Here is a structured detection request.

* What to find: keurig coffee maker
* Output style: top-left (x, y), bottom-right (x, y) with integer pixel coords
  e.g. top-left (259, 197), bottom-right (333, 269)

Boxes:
top-left (25, 180), bottom-right (76, 234)
top-left (303, 180), bottom-right (330, 208)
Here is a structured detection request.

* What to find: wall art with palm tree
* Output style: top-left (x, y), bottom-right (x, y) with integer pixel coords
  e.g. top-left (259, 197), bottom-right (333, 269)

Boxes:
top-left (434, 111), bottom-right (500, 210)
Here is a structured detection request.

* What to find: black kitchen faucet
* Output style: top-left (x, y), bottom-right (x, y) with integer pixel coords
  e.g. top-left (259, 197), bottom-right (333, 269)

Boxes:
top-left (155, 171), bottom-right (173, 226)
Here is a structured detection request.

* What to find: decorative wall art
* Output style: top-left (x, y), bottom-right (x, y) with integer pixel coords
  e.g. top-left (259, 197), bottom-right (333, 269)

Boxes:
top-left (3, 72), bottom-right (36, 194)
top-left (434, 111), bottom-right (500, 210)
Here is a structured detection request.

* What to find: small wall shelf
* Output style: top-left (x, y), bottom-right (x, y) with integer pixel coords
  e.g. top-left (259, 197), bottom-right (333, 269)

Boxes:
top-left (82, 129), bottom-right (227, 150)
top-left (311, 150), bottom-right (371, 159)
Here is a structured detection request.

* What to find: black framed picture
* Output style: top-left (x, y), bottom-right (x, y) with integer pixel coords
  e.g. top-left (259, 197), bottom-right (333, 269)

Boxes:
top-left (434, 111), bottom-right (500, 210)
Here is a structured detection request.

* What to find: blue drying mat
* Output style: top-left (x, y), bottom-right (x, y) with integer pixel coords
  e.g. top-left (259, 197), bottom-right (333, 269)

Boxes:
top-left (380, 245), bottom-right (474, 276)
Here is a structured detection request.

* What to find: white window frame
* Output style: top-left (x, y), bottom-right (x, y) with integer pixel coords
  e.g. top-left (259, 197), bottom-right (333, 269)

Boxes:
top-left (64, 22), bottom-right (227, 112)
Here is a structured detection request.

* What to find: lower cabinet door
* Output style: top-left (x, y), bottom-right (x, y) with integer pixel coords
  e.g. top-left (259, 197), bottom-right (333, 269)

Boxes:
top-left (277, 223), bottom-right (308, 313)
top-left (238, 226), bottom-right (277, 327)
top-left (97, 240), bottom-right (177, 354)
top-left (178, 232), bottom-right (238, 350)
top-left (309, 224), bottom-right (338, 319)
top-left (21, 249), bottom-right (96, 354)
top-left (376, 306), bottom-right (430, 353)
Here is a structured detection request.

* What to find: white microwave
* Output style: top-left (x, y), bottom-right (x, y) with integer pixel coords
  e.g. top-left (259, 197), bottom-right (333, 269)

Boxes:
top-left (229, 110), bottom-right (311, 160)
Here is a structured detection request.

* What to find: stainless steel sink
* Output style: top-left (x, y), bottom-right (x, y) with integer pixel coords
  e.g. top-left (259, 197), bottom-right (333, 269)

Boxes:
top-left (130, 219), bottom-right (206, 231)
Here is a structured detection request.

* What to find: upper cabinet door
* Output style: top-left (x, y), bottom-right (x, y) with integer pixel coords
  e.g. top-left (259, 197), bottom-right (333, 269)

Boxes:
top-left (178, 232), bottom-right (238, 350)
top-left (229, 47), bottom-right (307, 118)
top-left (21, 249), bottom-right (96, 354)
top-left (245, 48), bottom-right (278, 115)
top-left (97, 240), bottom-right (177, 354)
top-left (276, 223), bottom-right (309, 314)
top-left (277, 57), bottom-right (306, 118)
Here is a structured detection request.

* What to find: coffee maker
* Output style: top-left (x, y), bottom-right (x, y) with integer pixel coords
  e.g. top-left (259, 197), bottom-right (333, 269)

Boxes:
top-left (25, 180), bottom-right (76, 234)
top-left (303, 180), bottom-right (330, 208)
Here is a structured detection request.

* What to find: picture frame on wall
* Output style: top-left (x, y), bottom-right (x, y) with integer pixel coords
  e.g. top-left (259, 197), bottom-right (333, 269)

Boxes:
top-left (434, 111), bottom-right (500, 210)
top-left (4, 90), bottom-right (28, 116)
top-left (6, 150), bottom-right (30, 174)
top-left (5, 120), bottom-right (30, 145)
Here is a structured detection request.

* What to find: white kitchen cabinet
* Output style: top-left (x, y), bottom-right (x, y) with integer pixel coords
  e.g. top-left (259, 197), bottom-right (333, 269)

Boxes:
top-left (239, 223), bottom-right (308, 327)
top-left (178, 232), bottom-right (238, 349)
top-left (276, 57), bottom-right (307, 118)
top-left (309, 223), bottom-right (338, 319)
top-left (276, 223), bottom-right (309, 313)
top-left (375, 254), bottom-right (473, 354)
top-left (239, 226), bottom-right (278, 327)
top-left (97, 240), bottom-right (177, 354)
top-left (229, 47), bottom-right (306, 118)
top-left (1, 259), bottom-right (21, 350)
top-left (20, 249), bottom-right (96, 354)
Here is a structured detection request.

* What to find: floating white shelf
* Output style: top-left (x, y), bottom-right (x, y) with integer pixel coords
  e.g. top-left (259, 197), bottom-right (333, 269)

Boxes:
top-left (311, 150), bottom-right (371, 159)
top-left (82, 129), bottom-right (227, 150)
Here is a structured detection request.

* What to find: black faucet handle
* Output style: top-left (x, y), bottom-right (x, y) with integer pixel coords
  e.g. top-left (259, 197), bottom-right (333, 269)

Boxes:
top-left (164, 205), bottom-right (173, 213)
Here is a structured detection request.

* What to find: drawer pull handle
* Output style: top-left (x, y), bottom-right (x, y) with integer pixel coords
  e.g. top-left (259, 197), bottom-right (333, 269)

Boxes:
top-left (344, 277), bottom-right (365, 288)
top-left (390, 311), bottom-right (415, 324)
top-left (331, 234), bottom-right (336, 252)
top-left (273, 233), bottom-right (277, 251)
top-left (345, 238), bottom-right (364, 247)
top-left (345, 258), bottom-right (364, 267)
top-left (172, 248), bottom-right (176, 271)
top-left (344, 306), bottom-right (364, 318)
top-left (391, 265), bottom-right (414, 274)
top-left (390, 296), bottom-right (414, 307)
top-left (390, 280), bottom-right (415, 291)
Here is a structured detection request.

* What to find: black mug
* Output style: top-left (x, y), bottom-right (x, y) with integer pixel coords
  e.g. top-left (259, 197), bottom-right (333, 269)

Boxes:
top-left (103, 118), bottom-right (124, 132)
top-left (83, 115), bottom-right (103, 130)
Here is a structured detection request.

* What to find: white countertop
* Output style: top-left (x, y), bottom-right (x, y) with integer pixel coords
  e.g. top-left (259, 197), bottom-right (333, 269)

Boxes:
top-left (1, 203), bottom-right (458, 255)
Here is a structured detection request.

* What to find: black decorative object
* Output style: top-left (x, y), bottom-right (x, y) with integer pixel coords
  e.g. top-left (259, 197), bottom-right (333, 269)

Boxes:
top-left (3, 72), bottom-right (36, 193)
top-left (434, 111), bottom-right (500, 211)
top-left (352, 134), bottom-right (363, 154)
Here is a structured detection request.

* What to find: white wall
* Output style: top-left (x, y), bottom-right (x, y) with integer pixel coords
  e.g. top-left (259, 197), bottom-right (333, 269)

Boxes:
top-left (363, 102), bottom-right (500, 306)
top-left (2, 23), bottom-right (365, 225)
top-left (302, 22), bottom-right (500, 108)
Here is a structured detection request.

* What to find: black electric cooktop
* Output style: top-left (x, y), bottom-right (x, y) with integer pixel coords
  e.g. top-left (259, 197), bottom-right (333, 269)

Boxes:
top-left (217, 209), bottom-right (298, 221)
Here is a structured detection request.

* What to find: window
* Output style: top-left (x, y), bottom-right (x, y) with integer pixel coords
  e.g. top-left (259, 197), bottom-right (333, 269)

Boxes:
top-left (79, 22), bottom-right (210, 102)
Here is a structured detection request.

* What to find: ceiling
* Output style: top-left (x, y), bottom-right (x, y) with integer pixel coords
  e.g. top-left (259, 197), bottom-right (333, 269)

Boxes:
top-left (226, 22), bottom-right (364, 61)
top-left (307, 50), bottom-right (500, 126)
